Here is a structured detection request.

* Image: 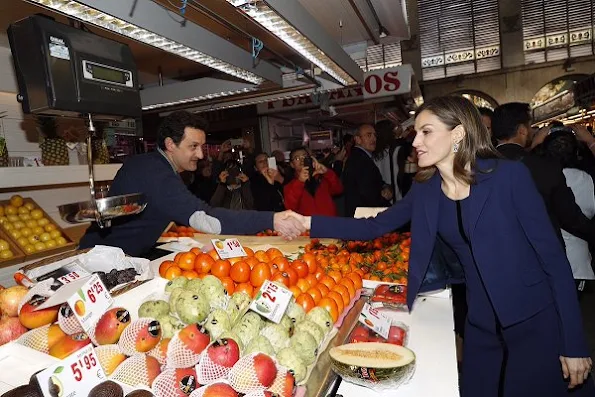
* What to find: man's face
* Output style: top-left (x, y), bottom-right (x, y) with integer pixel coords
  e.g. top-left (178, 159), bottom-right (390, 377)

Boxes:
top-left (517, 123), bottom-right (534, 148)
top-left (165, 127), bottom-right (205, 172)
top-left (355, 125), bottom-right (377, 152)
top-left (255, 154), bottom-right (268, 172)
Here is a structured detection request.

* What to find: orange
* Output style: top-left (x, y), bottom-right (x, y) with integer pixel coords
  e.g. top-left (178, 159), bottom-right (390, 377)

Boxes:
top-left (318, 297), bottom-right (339, 323)
top-left (327, 270), bottom-right (342, 284)
top-left (159, 260), bottom-right (176, 278)
top-left (332, 284), bottom-right (351, 307)
top-left (339, 278), bottom-right (356, 300)
top-left (190, 247), bottom-right (202, 255)
top-left (235, 282), bottom-right (254, 297)
top-left (228, 256), bottom-right (244, 265)
top-left (250, 263), bottom-right (272, 288)
top-left (211, 259), bottom-right (231, 278)
top-left (296, 278), bottom-right (310, 293)
top-left (174, 252), bottom-right (183, 263)
top-left (271, 256), bottom-right (290, 273)
top-left (220, 276), bottom-right (235, 295)
top-left (266, 247), bottom-right (284, 260)
top-left (305, 274), bottom-right (318, 288)
top-left (291, 260), bottom-right (309, 278)
top-left (182, 270), bottom-right (199, 279)
top-left (271, 272), bottom-right (290, 288)
top-left (296, 293), bottom-right (316, 313)
top-left (244, 247), bottom-right (255, 257)
top-left (244, 256), bottom-right (260, 269)
top-left (319, 276), bottom-right (336, 290)
top-left (164, 266), bottom-right (182, 280)
top-left (177, 252), bottom-right (197, 271)
top-left (326, 291), bottom-right (345, 315)
top-left (346, 272), bottom-right (363, 290)
top-left (254, 250), bottom-right (270, 263)
top-left (289, 286), bottom-right (302, 297)
top-left (194, 253), bottom-right (215, 274)
top-left (207, 249), bottom-right (220, 260)
top-left (316, 283), bottom-right (330, 297)
top-left (285, 267), bottom-right (298, 287)
top-left (302, 253), bottom-right (318, 274)
top-left (230, 261), bottom-right (251, 283)
top-left (306, 287), bottom-right (322, 305)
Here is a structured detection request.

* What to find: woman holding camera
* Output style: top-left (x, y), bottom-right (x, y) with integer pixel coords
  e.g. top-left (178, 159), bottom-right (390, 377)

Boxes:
top-left (210, 160), bottom-right (255, 210)
top-left (284, 147), bottom-right (343, 216)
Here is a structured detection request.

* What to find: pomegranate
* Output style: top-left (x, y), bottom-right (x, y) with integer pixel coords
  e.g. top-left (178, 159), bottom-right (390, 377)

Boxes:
top-left (0, 316), bottom-right (27, 345)
top-left (0, 286), bottom-right (28, 317)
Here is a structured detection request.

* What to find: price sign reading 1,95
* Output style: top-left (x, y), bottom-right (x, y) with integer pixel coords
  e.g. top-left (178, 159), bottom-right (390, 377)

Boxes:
top-left (36, 344), bottom-right (105, 397)
top-left (211, 238), bottom-right (247, 259)
top-left (250, 280), bottom-right (292, 323)
top-left (67, 274), bottom-right (113, 333)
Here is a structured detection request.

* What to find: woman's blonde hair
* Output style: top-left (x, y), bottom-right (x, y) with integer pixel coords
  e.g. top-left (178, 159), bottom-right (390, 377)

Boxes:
top-left (414, 96), bottom-right (500, 184)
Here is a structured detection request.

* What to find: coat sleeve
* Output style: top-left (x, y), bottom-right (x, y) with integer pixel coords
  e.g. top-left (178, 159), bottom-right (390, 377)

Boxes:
top-left (323, 169), bottom-right (343, 196)
top-left (311, 183), bottom-right (416, 240)
top-left (511, 163), bottom-right (589, 357)
top-left (283, 179), bottom-right (306, 212)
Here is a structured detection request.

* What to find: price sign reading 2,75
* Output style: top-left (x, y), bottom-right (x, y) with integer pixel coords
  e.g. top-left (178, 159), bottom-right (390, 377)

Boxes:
top-left (71, 350), bottom-right (98, 382)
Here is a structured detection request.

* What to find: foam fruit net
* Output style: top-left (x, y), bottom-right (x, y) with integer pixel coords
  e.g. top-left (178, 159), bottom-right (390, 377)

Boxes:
top-left (152, 368), bottom-right (199, 397)
top-left (166, 332), bottom-right (202, 369)
top-left (188, 381), bottom-right (233, 397)
top-left (94, 344), bottom-right (125, 376)
top-left (117, 317), bottom-right (159, 356)
top-left (110, 353), bottom-right (160, 388)
top-left (148, 338), bottom-right (170, 365)
top-left (228, 352), bottom-right (275, 393)
top-left (57, 304), bottom-right (84, 335)
top-left (195, 342), bottom-right (233, 385)
top-left (16, 324), bottom-right (52, 354)
top-left (268, 364), bottom-right (292, 396)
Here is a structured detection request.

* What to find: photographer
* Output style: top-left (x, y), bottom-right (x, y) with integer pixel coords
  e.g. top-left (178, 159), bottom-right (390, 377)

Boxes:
top-left (210, 160), bottom-right (255, 210)
top-left (284, 147), bottom-right (343, 216)
top-left (251, 153), bottom-right (285, 212)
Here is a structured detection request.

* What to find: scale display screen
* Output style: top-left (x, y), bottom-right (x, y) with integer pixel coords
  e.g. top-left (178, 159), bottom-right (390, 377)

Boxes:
top-left (82, 60), bottom-right (133, 88)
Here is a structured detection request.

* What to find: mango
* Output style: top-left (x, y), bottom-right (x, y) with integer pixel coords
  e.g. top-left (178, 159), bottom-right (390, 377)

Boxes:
top-left (48, 332), bottom-right (91, 359)
top-left (93, 308), bottom-right (131, 345)
top-left (18, 296), bottom-right (59, 329)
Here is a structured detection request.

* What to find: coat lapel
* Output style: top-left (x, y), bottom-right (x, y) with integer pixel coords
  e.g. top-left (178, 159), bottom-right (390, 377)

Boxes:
top-left (468, 159), bottom-right (498, 237)
top-left (424, 173), bottom-right (441, 238)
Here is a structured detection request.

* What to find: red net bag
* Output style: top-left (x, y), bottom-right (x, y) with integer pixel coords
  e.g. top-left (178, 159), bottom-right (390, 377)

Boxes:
top-left (117, 317), bottom-right (162, 356)
top-left (57, 303), bottom-right (84, 335)
top-left (152, 367), bottom-right (199, 397)
top-left (228, 353), bottom-right (278, 393)
top-left (188, 382), bottom-right (236, 397)
top-left (110, 353), bottom-right (162, 388)
top-left (196, 338), bottom-right (241, 385)
top-left (149, 338), bottom-right (171, 365)
top-left (166, 324), bottom-right (210, 369)
top-left (95, 344), bottom-right (128, 376)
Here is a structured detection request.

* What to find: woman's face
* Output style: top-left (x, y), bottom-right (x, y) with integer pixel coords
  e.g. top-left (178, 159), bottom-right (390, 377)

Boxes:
top-left (413, 110), bottom-right (457, 169)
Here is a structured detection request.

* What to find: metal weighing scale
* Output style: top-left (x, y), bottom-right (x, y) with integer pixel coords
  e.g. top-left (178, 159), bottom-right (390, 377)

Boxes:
top-left (8, 15), bottom-right (147, 228)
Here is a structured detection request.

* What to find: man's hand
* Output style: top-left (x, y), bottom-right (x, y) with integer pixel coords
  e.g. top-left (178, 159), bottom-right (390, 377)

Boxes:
top-left (560, 356), bottom-right (592, 389)
top-left (271, 168), bottom-right (284, 184)
top-left (313, 158), bottom-right (327, 176)
top-left (274, 210), bottom-right (306, 240)
top-left (298, 167), bottom-right (310, 183)
top-left (219, 170), bottom-right (229, 184)
top-left (238, 173), bottom-right (249, 183)
top-left (572, 124), bottom-right (595, 145)
top-left (530, 126), bottom-right (549, 149)
top-left (381, 186), bottom-right (393, 201)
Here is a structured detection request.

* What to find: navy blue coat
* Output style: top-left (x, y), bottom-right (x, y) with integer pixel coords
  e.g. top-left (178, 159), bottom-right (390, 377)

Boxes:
top-left (312, 158), bottom-right (589, 357)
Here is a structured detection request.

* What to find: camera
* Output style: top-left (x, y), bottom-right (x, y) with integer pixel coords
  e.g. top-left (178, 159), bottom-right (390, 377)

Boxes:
top-left (225, 161), bottom-right (243, 184)
top-left (549, 125), bottom-right (575, 136)
top-left (303, 156), bottom-right (314, 178)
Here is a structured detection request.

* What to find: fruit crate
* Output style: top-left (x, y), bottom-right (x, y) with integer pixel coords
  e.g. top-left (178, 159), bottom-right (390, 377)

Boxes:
top-left (0, 197), bottom-right (76, 261)
top-left (0, 227), bottom-right (25, 268)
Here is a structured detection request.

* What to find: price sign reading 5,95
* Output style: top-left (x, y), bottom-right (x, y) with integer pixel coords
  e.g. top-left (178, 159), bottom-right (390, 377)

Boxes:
top-left (250, 280), bottom-right (292, 323)
top-left (211, 238), bottom-right (247, 259)
top-left (36, 344), bottom-right (105, 397)
top-left (67, 274), bottom-right (113, 333)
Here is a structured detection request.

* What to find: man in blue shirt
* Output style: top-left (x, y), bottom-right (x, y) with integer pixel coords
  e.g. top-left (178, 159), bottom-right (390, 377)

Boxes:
top-left (80, 111), bottom-right (303, 256)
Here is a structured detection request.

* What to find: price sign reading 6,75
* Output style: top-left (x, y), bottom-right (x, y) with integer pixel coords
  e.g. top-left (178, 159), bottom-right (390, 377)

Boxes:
top-left (250, 279), bottom-right (292, 324)
top-left (36, 344), bottom-right (106, 397)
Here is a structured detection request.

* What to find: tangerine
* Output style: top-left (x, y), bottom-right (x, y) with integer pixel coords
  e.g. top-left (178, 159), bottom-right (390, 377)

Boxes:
top-left (211, 259), bottom-right (231, 278)
top-left (230, 261), bottom-right (251, 283)
top-left (220, 276), bottom-right (235, 295)
top-left (296, 293), bottom-right (315, 313)
top-left (235, 282), bottom-right (254, 297)
top-left (182, 270), bottom-right (199, 279)
top-left (326, 291), bottom-right (345, 315)
top-left (332, 284), bottom-right (351, 307)
top-left (159, 260), bottom-right (176, 278)
top-left (250, 263), bottom-right (272, 288)
top-left (177, 252), bottom-right (197, 271)
top-left (194, 253), bottom-right (215, 274)
top-left (318, 297), bottom-right (339, 323)
top-left (164, 266), bottom-right (182, 280)
top-left (306, 287), bottom-right (322, 305)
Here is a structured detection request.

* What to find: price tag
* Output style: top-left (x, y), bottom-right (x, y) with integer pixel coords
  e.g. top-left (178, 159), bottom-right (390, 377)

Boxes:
top-left (36, 344), bottom-right (105, 397)
top-left (249, 280), bottom-right (292, 323)
top-left (58, 271), bottom-right (84, 285)
top-left (66, 274), bottom-right (113, 333)
top-left (211, 238), bottom-right (247, 259)
top-left (359, 302), bottom-right (391, 339)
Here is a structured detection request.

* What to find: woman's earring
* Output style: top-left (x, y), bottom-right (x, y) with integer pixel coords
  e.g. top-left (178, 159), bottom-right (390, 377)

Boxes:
top-left (453, 142), bottom-right (460, 153)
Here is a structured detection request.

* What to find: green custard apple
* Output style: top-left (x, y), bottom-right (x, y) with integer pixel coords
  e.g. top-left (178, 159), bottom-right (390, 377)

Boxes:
top-left (285, 301), bottom-right (306, 325)
top-left (169, 288), bottom-right (184, 313)
top-left (260, 323), bottom-right (290, 353)
top-left (204, 309), bottom-right (231, 340)
top-left (185, 278), bottom-right (203, 294)
top-left (138, 300), bottom-right (169, 319)
top-left (306, 307), bottom-right (334, 334)
top-left (295, 320), bottom-right (324, 345)
top-left (277, 347), bottom-right (308, 383)
top-left (289, 330), bottom-right (318, 365)
top-left (165, 276), bottom-right (188, 293)
top-left (175, 290), bottom-right (210, 324)
top-left (200, 275), bottom-right (226, 300)
top-left (244, 334), bottom-right (275, 357)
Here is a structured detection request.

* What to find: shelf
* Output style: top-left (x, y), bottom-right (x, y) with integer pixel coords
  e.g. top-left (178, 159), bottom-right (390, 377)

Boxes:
top-left (0, 164), bottom-right (122, 189)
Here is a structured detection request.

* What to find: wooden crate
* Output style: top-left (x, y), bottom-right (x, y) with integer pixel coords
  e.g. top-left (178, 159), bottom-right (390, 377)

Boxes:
top-left (0, 197), bottom-right (77, 261)
top-left (0, 227), bottom-right (26, 268)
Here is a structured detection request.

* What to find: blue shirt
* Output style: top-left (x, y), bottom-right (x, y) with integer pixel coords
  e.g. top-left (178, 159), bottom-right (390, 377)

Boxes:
top-left (80, 151), bottom-right (274, 256)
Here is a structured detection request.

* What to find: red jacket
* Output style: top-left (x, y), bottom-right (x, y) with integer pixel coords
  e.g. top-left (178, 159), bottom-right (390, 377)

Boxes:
top-left (284, 170), bottom-right (343, 216)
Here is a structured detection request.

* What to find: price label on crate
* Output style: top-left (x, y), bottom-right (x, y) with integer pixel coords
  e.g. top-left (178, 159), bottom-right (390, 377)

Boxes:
top-left (36, 344), bottom-right (105, 397)
top-left (359, 302), bottom-right (391, 339)
top-left (211, 238), bottom-right (247, 259)
top-left (250, 279), bottom-right (292, 323)
top-left (67, 274), bottom-right (113, 333)
top-left (58, 270), bottom-right (85, 285)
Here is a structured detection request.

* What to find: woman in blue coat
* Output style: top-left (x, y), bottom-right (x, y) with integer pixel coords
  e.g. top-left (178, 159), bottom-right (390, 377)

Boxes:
top-left (293, 96), bottom-right (594, 396)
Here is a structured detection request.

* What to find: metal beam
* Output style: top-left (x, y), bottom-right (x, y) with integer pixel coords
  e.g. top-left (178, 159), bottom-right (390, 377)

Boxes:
top-left (140, 78), bottom-right (256, 108)
top-left (264, 0), bottom-right (364, 84)
top-left (77, 0), bottom-right (282, 85)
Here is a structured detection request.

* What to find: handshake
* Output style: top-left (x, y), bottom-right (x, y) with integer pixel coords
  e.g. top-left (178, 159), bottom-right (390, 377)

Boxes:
top-left (272, 211), bottom-right (312, 240)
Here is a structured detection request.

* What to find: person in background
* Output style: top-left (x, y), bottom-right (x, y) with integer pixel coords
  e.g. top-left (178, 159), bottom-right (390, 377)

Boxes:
top-left (342, 124), bottom-right (392, 217)
top-left (288, 96), bottom-right (594, 396)
top-left (251, 152), bottom-right (285, 212)
top-left (271, 149), bottom-right (292, 182)
top-left (189, 159), bottom-right (217, 203)
top-left (80, 111), bottom-right (304, 256)
top-left (543, 129), bottom-right (595, 297)
top-left (477, 107), bottom-right (495, 146)
top-left (284, 147), bottom-right (343, 216)
top-left (211, 160), bottom-right (254, 210)
top-left (373, 120), bottom-right (401, 202)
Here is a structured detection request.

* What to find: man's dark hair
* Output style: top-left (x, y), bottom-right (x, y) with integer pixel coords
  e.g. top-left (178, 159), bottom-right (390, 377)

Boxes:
top-left (289, 147), bottom-right (308, 161)
top-left (158, 111), bottom-right (209, 150)
top-left (544, 131), bottom-right (579, 169)
top-left (491, 103), bottom-right (532, 141)
top-left (549, 120), bottom-right (564, 128)
top-left (477, 107), bottom-right (494, 118)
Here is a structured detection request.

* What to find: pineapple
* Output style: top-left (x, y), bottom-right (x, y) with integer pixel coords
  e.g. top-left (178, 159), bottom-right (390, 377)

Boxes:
top-left (0, 137), bottom-right (8, 167)
top-left (37, 116), bottom-right (68, 166)
top-left (91, 122), bottom-right (110, 164)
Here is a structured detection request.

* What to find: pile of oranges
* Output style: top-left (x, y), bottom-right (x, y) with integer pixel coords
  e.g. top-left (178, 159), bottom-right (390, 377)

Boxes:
top-left (158, 246), bottom-right (363, 323)
top-left (161, 225), bottom-right (200, 238)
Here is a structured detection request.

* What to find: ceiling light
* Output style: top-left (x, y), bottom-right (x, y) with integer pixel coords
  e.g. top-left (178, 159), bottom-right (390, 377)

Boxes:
top-left (28, 0), bottom-right (264, 84)
top-left (227, 0), bottom-right (357, 86)
top-left (142, 87), bottom-right (257, 110)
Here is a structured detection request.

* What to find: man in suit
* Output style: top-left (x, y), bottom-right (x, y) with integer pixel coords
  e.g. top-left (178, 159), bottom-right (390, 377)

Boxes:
top-left (492, 102), bottom-right (595, 246)
top-left (342, 124), bottom-right (392, 217)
